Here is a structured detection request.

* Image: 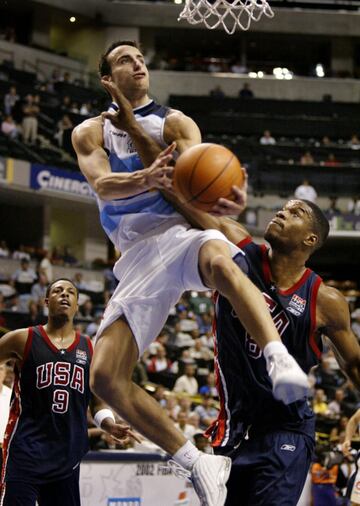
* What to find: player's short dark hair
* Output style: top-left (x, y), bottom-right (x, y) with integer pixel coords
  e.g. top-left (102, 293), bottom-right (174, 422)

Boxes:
top-left (99, 40), bottom-right (141, 77)
top-left (45, 278), bottom-right (79, 300)
top-left (301, 199), bottom-right (330, 251)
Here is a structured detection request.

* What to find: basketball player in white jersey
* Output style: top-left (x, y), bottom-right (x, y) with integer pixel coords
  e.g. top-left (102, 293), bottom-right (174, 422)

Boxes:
top-left (72, 41), bottom-right (309, 505)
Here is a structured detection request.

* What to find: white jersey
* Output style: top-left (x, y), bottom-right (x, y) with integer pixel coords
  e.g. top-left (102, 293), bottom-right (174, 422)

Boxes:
top-left (97, 100), bottom-right (181, 252)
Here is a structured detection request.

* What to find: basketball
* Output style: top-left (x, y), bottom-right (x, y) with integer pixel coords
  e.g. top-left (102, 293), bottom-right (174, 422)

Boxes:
top-left (173, 143), bottom-right (245, 212)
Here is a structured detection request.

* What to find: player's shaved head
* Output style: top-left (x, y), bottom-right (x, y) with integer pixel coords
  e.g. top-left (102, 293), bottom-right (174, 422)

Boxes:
top-left (300, 199), bottom-right (329, 251)
top-left (46, 278), bottom-right (79, 299)
top-left (99, 40), bottom-right (141, 77)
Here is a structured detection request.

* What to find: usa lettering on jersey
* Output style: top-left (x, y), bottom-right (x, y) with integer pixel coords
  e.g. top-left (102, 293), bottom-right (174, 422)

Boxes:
top-left (231, 292), bottom-right (290, 359)
top-left (36, 362), bottom-right (85, 414)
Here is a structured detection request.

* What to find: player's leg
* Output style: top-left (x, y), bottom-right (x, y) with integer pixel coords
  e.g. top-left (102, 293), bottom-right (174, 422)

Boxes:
top-left (38, 467), bottom-right (80, 506)
top-left (91, 318), bottom-right (187, 455)
top-left (222, 431), bottom-right (313, 506)
top-left (91, 318), bottom-right (231, 506)
top-left (198, 239), bottom-right (309, 404)
top-left (0, 480), bottom-right (39, 505)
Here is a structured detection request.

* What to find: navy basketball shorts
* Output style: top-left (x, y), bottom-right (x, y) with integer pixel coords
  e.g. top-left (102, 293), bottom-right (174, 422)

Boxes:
top-left (215, 430), bottom-right (314, 506)
top-left (1, 467), bottom-right (80, 506)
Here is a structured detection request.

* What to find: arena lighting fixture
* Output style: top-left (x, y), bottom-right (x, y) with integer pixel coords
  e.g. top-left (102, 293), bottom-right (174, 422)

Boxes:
top-left (174, 0), bottom-right (183, 4)
top-left (316, 63), bottom-right (325, 77)
top-left (273, 67), bottom-right (293, 79)
top-left (69, 16), bottom-right (76, 22)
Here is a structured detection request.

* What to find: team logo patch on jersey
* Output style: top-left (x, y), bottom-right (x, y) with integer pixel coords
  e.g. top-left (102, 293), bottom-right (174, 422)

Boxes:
top-left (280, 444), bottom-right (296, 452)
top-left (287, 294), bottom-right (307, 317)
top-left (76, 349), bottom-right (87, 365)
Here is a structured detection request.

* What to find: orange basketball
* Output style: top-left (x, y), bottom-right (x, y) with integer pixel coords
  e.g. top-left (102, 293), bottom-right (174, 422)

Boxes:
top-left (174, 143), bottom-right (245, 212)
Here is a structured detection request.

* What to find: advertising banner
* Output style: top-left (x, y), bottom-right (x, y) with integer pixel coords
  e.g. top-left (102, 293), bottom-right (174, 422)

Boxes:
top-left (80, 458), bottom-right (199, 506)
top-left (30, 164), bottom-right (93, 198)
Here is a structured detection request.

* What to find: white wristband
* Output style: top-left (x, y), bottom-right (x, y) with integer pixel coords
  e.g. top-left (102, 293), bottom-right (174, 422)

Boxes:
top-left (94, 409), bottom-right (115, 428)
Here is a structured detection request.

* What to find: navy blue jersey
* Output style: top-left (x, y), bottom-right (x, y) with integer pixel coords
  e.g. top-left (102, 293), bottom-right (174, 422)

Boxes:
top-left (2, 325), bottom-right (92, 484)
top-left (209, 238), bottom-right (323, 449)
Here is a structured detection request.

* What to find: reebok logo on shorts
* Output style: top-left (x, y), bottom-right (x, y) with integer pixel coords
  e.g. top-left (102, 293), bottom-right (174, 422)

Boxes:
top-left (280, 444), bottom-right (296, 451)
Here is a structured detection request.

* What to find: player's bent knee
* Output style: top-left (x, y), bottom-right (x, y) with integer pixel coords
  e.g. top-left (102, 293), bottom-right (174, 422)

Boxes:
top-left (90, 360), bottom-right (132, 402)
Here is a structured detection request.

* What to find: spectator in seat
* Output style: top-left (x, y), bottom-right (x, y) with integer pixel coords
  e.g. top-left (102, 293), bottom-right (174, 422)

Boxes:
top-left (328, 388), bottom-right (345, 417)
top-left (348, 133), bottom-right (360, 149)
top-left (147, 344), bottom-right (172, 373)
top-left (55, 114), bottom-right (73, 148)
top-left (321, 136), bottom-right (331, 146)
top-left (312, 389), bottom-right (329, 415)
top-left (238, 82), bottom-right (254, 99)
top-left (39, 250), bottom-right (53, 282)
top-left (174, 411), bottom-right (197, 442)
top-left (300, 151), bottom-right (315, 165)
top-left (1, 115), bottom-right (20, 139)
top-left (30, 272), bottom-right (48, 308)
top-left (326, 197), bottom-right (341, 219)
top-left (193, 433), bottom-right (212, 454)
top-left (11, 258), bottom-right (37, 295)
top-left (315, 357), bottom-right (346, 395)
top-left (22, 94), bottom-right (40, 145)
top-left (322, 153), bottom-right (339, 167)
top-left (259, 130), bottom-right (276, 145)
top-left (294, 179), bottom-right (317, 203)
top-left (194, 395), bottom-right (218, 429)
top-left (60, 95), bottom-right (71, 112)
top-left (329, 415), bottom-right (349, 445)
top-left (199, 372), bottom-right (218, 398)
top-left (0, 241), bottom-right (9, 258)
top-left (209, 86), bottom-right (225, 98)
top-left (86, 312), bottom-right (103, 339)
top-left (348, 197), bottom-right (360, 216)
top-left (3, 86), bottom-right (19, 116)
top-left (73, 272), bottom-right (87, 291)
top-left (153, 385), bottom-right (167, 408)
top-left (173, 364), bottom-right (199, 396)
top-left (12, 245), bottom-right (30, 262)
top-left (79, 299), bottom-right (94, 320)
top-left (230, 60), bottom-right (246, 74)
top-left (189, 338), bottom-right (213, 362)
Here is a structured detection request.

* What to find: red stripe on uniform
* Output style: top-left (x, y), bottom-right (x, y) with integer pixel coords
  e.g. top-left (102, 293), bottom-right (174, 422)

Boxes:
top-left (20, 327), bottom-right (33, 368)
top-left (86, 337), bottom-right (93, 358)
top-left (309, 277), bottom-right (323, 359)
top-left (1, 370), bottom-right (21, 489)
top-left (207, 314), bottom-right (227, 447)
top-left (236, 236), bottom-right (252, 249)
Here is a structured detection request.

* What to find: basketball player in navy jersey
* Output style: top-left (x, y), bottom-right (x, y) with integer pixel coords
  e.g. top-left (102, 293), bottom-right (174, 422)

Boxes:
top-left (0, 278), bottom-right (135, 506)
top-left (174, 194), bottom-right (360, 505)
top-left (72, 41), bottom-right (309, 505)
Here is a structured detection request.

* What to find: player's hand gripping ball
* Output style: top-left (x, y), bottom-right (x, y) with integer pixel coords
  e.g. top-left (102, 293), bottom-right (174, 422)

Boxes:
top-left (173, 143), bottom-right (245, 212)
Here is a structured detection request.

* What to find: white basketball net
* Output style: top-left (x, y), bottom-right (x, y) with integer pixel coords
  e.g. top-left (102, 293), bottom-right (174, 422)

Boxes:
top-left (178, 0), bottom-right (274, 34)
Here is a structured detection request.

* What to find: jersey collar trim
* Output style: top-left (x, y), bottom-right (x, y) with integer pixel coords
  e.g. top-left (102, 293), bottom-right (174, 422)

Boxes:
top-left (260, 245), bottom-right (312, 296)
top-left (38, 325), bottom-right (80, 354)
top-left (109, 100), bottom-right (154, 114)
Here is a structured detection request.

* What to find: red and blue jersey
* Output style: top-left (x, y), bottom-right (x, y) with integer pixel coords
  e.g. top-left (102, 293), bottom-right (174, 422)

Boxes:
top-left (1, 325), bottom-right (92, 484)
top-left (209, 238), bottom-right (322, 449)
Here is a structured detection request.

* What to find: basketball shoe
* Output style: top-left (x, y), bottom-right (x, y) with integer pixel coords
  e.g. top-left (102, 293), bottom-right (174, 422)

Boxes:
top-left (267, 351), bottom-right (310, 404)
top-left (169, 453), bottom-right (231, 506)
top-left (191, 453), bottom-right (232, 506)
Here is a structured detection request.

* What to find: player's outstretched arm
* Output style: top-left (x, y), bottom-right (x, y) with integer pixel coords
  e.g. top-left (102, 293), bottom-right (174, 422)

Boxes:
top-left (318, 284), bottom-right (360, 389)
top-left (0, 328), bottom-right (28, 363)
top-left (342, 409), bottom-right (360, 456)
top-left (72, 119), bottom-right (174, 200)
top-left (101, 79), bottom-right (162, 166)
top-left (164, 110), bottom-right (202, 154)
top-left (89, 394), bottom-right (141, 444)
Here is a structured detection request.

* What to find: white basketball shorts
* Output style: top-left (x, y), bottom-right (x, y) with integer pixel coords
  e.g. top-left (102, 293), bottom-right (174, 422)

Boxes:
top-left (95, 218), bottom-right (240, 356)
